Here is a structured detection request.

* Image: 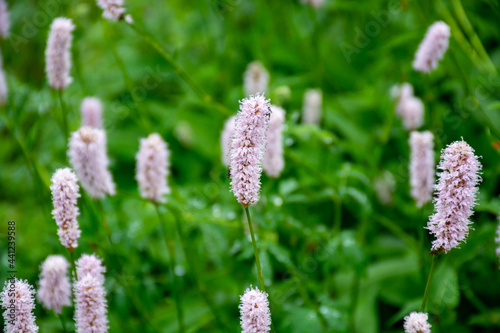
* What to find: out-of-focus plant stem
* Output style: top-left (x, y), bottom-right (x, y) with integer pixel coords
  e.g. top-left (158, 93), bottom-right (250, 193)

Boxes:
top-left (421, 253), bottom-right (437, 311)
top-left (126, 22), bottom-right (231, 116)
top-left (451, 0), bottom-right (497, 75)
top-left (58, 314), bottom-right (68, 333)
top-left (155, 203), bottom-right (185, 333)
top-left (68, 250), bottom-right (78, 281)
top-left (244, 206), bottom-right (266, 291)
top-left (58, 90), bottom-right (69, 142)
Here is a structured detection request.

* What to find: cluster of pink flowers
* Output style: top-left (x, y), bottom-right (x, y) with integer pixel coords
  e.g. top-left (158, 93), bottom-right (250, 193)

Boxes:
top-left (413, 21), bottom-right (451, 73)
top-left (239, 286), bottom-right (271, 333)
top-left (230, 94), bottom-right (272, 207)
top-left (404, 312), bottom-right (431, 333)
top-left (243, 61), bottom-right (269, 96)
top-left (68, 127), bottom-right (116, 198)
top-left (135, 133), bottom-right (171, 203)
top-left (263, 105), bottom-right (285, 178)
top-left (96, 0), bottom-right (126, 21)
top-left (302, 88), bottom-right (322, 125)
top-left (50, 168), bottom-right (81, 250)
top-left (1, 279), bottom-right (39, 333)
top-left (38, 255), bottom-right (72, 314)
top-left (427, 140), bottom-right (482, 253)
top-left (45, 17), bottom-right (75, 90)
top-left (0, 53), bottom-right (7, 105)
top-left (392, 83), bottom-right (424, 131)
top-left (75, 254), bottom-right (108, 333)
top-left (409, 131), bottom-right (434, 207)
top-left (0, 0), bottom-right (10, 39)
top-left (81, 97), bottom-right (103, 128)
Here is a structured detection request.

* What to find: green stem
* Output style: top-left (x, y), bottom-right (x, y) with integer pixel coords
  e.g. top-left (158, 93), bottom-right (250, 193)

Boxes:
top-left (421, 254), bottom-right (437, 311)
top-left (451, 0), bottom-right (497, 74)
top-left (126, 22), bottom-right (231, 116)
top-left (155, 204), bottom-right (185, 333)
top-left (332, 197), bottom-right (342, 236)
top-left (244, 206), bottom-right (266, 291)
top-left (69, 250), bottom-right (78, 281)
top-left (57, 90), bottom-right (69, 142)
top-left (58, 314), bottom-right (68, 333)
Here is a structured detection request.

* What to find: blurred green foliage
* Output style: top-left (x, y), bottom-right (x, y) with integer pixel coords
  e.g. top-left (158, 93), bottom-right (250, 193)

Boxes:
top-left (1, 0), bottom-right (500, 332)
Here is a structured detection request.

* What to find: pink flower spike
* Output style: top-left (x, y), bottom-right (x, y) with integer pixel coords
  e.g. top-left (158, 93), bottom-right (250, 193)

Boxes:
top-left (409, 131), bottom-right (434, 207)
top-left (38, 255), bottom-right (72, 314)
top-left (0, 0), bottom-right (10, 39)
top-left (68, 126), bottom-right (116, 198)
top-left (76, 253), bottom-right (106, 284)
top-left (1, 279), bottom-right (39, 333)
top-left (263, 105), bottom-right (285, 178)
top-left (243, 61), bottom-right (269, 96)
top-left (50, 168), bottom-right (81, 250)
top-left (413, 21), bottom-right (451, 73)
top-left (97, 0), bottom-right (126, 21)
top-left (404, 312), bottom-right (431, 333)
top-left (427, 140), bottom-right (482, 253)
top-left (135, 133), bottom-right (171, 203)
top-left (302, 88), bottom-right (322, 125)
top-left (81, 97), bottom-right (103, 128)
top-left (239, 286), bottom-right (271, 333)
top-left (221, 116), bottom-right (236, 166)
top-left (45, 17), bottom-right (74, 90)
top-left (230, 93), bottom-right (272, 207)
top-left (74, 274), bottom-right (108, 333)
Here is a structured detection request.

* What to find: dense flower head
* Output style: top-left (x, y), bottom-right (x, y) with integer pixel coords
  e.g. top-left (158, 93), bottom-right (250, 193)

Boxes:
top-left (300, 0), bottom-right (325, 7)
top-left (495, 217), bottom-right (500, 266)
top-left (135, 133), bottom-right (171, 203)
top-left (81, 97), bottom-right (103, 128)
top-left (0, 53), bottom-right (7, 105)
top-left (392, 83), bottom-right (424, 131)
top-left (239, 286), bottom-right (271, 333)
top-left (243, 61), bottom-right (269, 96)
top-left (1, 279), bottom-right (39, 333)
top-left (221, 116), bottom-right (236, 166)
top-left (50, 168), bottom-right (81, 250)
top-left (230, 93), bottom-right (272, 207)
top-left (413, 21), bottom-right (451, 73)
top-left (45, 17), bottom-right (74, 90)
top-left (409, 131), bottom-right (435, 207)
top-left (74, 274), bottom-right (108, 333)
top-left (38, 255), bottom-right (72, 314)
top-left (302, 88), bottom-right (322, 125)
top-left (404, 312), bottom-right (431, 333)
top-left (263, 105), bottom-right (285, 178)
top-left (427, 140), bottom-right (482, 253)
top-left (97, 0), bottom-right (126, 21)
top-left (68, 126), bottom-right (116, 198)
top-left (0, 0), bottom-right (10, 39)
top-left (76, 254), bottom-right (106, 285)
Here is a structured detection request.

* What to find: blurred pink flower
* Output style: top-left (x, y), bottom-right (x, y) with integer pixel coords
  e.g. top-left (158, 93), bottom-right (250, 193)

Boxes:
top-left (239, 286), bottom-right (271, 333)
top-left (50, 168), bottom-right (81, 250)
top-left (409, 131), bottom-right (434, 207)
top-left (404, 312), bottom-right (431, 333)
top-left (244, 61), bottom-right (269, 96)
top-left (221, 116), bottom-right (236, 166)
top-left (413, 21), bottom-right (450, 73)
top-left (302, 89), bottom-right (322, 125)
top-left (81, 97), bottom-right (103, 128)
top-left (45, 18), bottom-right (74, 90)
top-left (263, 105), bottom-right (285, 178)
top-left (427, 140), bottom-right (482, 253)
top-left (0, 53), bottom-right (7, 105)
top-left (38, 255), bottom-right (72, 314)
top-left (68, 127), bottom-right (116, 198)
top-left (97, 0), bottom-right (126, 21)
top-left (1, 279), bottom-right (39, 333)
top-left (230, 94), bottom-right (271, 207)
top-left (135, 133), bottom-right (171, 203)
top-left (0, 0), bottom-right (10, 39)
